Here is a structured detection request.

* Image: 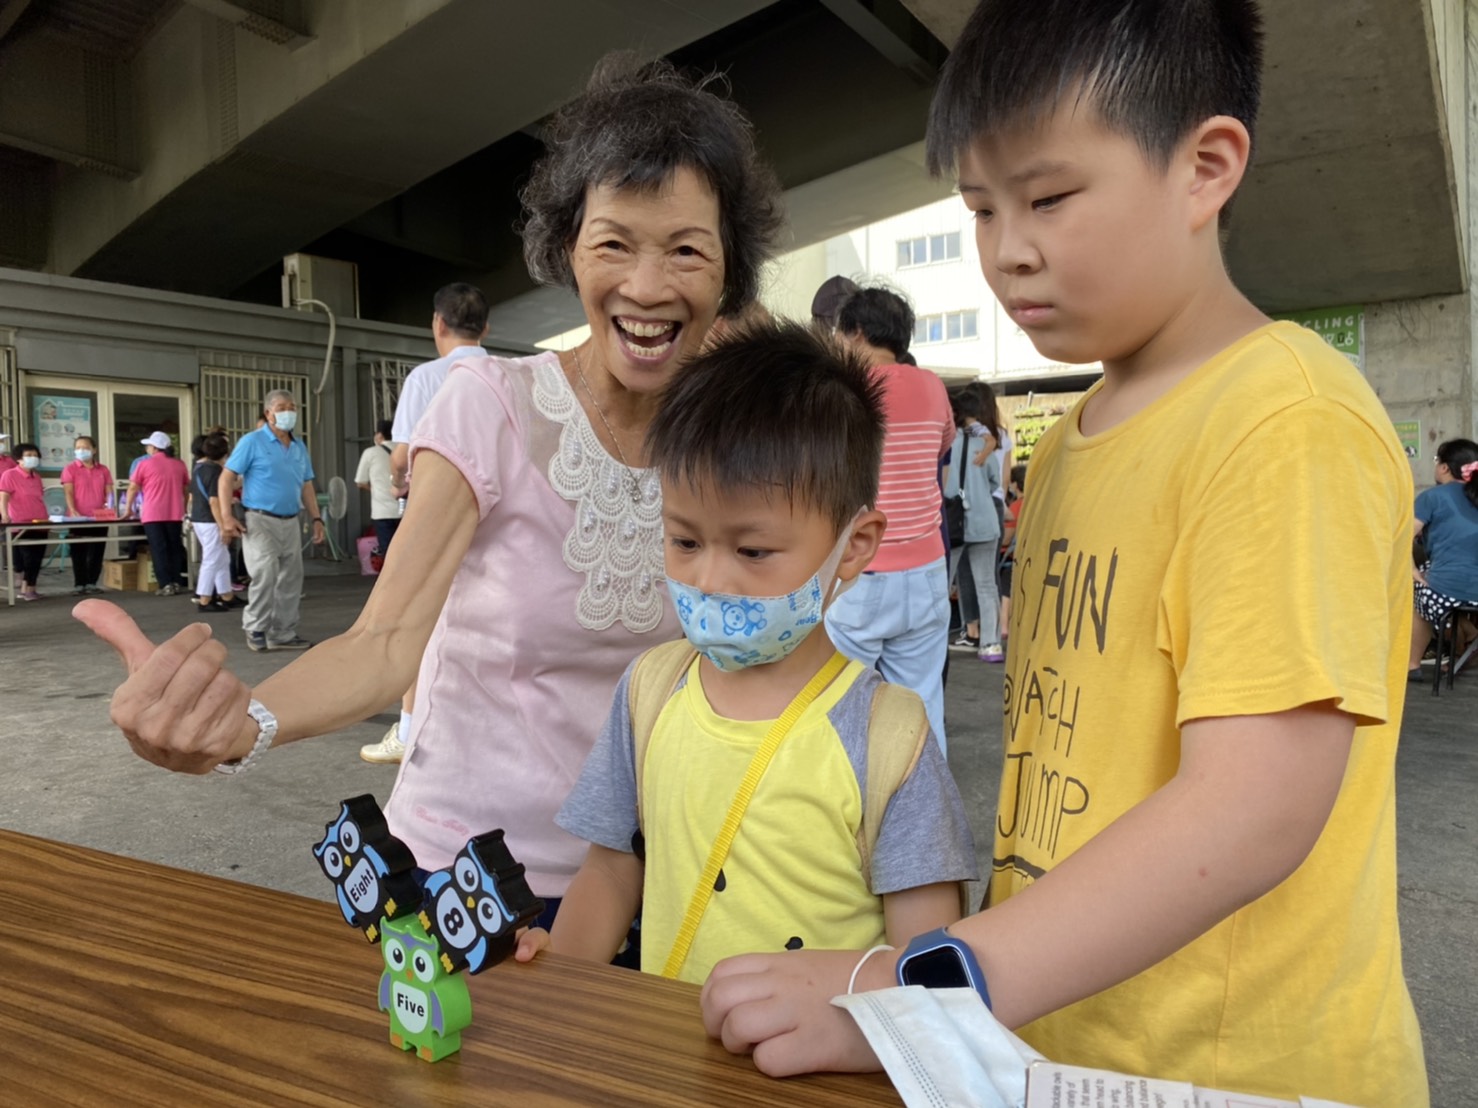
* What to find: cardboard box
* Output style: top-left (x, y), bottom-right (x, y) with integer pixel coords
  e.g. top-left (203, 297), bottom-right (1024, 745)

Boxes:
top-left (103, 559), bottom-right (139, 592)
top-left (134, 552), bottom-right (158, 593)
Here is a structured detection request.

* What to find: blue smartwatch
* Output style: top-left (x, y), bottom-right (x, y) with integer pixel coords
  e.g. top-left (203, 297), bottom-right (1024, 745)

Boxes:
top-left (896, 926), bottom-right (992, 1009)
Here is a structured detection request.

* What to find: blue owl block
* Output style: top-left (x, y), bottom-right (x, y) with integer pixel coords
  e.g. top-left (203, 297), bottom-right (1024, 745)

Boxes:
top-left (419, 830), bottom-right (545, 975)
top-left (314, 795), bottom-right (422, 943)
top-left (377, 913), bottom-right (472, 1063)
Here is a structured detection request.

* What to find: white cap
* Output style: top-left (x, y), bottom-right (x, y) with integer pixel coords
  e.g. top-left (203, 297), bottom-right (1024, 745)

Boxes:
top-left (141, 431), bottom-right (172, 450)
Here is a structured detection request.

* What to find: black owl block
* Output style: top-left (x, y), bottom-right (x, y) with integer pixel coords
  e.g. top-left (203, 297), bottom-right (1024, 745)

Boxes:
top-left (419, 830), bottom-right (545, 975)
top-left (314, 795), bottom-right (423, 943)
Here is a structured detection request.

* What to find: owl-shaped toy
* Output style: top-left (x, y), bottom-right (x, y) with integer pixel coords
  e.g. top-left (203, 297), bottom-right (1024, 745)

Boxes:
top-left (377, 914), bottom-right (471, 1062)
top-left (419, 830), bottom-right (544, 974)
top-left (314, 795), bottom-right (421, 942)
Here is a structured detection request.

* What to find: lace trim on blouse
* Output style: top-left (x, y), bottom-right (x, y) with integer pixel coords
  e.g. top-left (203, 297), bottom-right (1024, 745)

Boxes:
top-left (532, 357), bottom-right (666, 633)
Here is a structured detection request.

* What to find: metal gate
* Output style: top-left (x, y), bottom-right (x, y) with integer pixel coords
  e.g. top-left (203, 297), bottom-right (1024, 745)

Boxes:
top-left (365, 359), bottom-right (418, 426)
top-left (200, 366), bottom-right (312, 444)
top-left (0, 345), bottom-right (17, 444)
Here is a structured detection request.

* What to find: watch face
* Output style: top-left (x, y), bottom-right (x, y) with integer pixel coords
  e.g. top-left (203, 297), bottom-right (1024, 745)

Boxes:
top-left (902, 946), bottom-right (972, 990)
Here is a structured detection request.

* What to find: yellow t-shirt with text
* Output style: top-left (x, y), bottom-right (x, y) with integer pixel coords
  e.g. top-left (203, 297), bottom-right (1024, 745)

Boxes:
top-left (997, 323), bottom-right (1426, 1105)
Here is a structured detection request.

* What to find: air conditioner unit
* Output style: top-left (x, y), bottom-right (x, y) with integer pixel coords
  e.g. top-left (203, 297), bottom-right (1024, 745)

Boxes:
top-left (282, 253), bottom-right (359, 318)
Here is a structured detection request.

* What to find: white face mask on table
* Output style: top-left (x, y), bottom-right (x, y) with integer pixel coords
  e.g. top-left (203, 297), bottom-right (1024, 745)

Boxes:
top-left (832, 986), bottom-right (1043, 1108)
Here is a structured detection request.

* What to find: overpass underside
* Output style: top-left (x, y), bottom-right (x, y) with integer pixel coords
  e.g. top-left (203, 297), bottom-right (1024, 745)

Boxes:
top-left (0, 0), bottom-right (1466, 345)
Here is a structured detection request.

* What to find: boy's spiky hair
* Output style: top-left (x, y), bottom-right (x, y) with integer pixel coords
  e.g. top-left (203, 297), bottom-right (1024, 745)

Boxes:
top-left (926, 0), bottom-right (1263, 179)
top-left (646, 320), bottom-right (885, 531)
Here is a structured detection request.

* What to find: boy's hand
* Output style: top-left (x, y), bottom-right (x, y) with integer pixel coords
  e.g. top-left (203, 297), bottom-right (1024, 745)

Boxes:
top-left (700, 950), bottom-right (885, 1077)
top-left (514, 927), bottom-right (551, 963)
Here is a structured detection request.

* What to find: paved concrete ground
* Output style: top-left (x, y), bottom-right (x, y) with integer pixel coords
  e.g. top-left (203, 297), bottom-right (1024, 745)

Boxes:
top-left (2, 559), bottom-right (1474, 1102)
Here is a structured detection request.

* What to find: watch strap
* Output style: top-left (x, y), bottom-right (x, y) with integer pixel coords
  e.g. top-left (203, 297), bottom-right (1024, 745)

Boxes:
top-left (213, 698), bottom-right (277, 776)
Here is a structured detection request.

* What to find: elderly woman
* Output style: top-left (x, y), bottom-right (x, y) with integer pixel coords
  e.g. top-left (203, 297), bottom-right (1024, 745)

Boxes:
top-left (77, 56), bottom-right (782, 921)
top-left (1408, 438), bottom-right (1478, 681)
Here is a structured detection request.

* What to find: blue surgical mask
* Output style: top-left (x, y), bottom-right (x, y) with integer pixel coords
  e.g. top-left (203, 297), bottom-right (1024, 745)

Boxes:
top-left (75, 449), bottom-right (93, 462)
top-left (21, 456), bottom-right (40, 470)
top-left (273, 410), bottom-right (298, 433)
top-left (666, 524), bottom-right (856, 672)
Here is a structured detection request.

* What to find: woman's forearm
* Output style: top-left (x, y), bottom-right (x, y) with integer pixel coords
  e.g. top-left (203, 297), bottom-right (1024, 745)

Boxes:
top-left (250, 450), bottom-right (479, 745)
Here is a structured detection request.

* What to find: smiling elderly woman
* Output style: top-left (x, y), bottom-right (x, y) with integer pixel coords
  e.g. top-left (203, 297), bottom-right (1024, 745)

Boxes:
top-left (79, 55), bottom-right (782, 924)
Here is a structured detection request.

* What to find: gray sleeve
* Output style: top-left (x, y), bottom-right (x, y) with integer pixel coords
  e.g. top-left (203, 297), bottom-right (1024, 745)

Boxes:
top-left (869, 730), bottom-right (980, 894)
top-left (555, 664), bottom-right (640, 854)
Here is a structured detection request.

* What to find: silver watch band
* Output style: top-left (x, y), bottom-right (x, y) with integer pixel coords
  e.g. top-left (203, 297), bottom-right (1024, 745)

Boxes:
top-left (213, 698), bottom-right (278, 775)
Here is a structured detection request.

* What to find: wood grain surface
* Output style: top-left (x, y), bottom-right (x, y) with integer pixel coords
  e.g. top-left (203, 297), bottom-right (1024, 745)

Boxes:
top-left (0, 830), bottom-right (901, 1107)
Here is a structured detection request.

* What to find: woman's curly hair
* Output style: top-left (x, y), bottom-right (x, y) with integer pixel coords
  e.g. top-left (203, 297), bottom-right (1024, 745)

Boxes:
top-left (519, 53), bottom-right (783, 315)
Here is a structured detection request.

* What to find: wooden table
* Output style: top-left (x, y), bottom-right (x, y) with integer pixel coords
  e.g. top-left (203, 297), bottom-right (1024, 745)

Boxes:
top-left (0, 831), bottom-right (901, 1107)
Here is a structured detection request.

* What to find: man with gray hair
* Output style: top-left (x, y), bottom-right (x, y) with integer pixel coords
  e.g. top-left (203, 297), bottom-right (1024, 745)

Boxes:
top-left (219, 389), bottom-right (324, 651)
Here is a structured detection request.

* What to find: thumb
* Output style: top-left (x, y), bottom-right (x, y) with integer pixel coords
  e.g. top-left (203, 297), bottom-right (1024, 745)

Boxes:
top-left (73, 598), bottom-right (157, 674)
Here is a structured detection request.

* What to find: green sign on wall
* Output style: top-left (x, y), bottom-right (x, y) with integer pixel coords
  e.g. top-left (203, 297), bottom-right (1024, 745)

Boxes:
top-left (1274, 306), bottom-right (1363, 372)
top-left (1392, 419), bottom-right (1421, 461)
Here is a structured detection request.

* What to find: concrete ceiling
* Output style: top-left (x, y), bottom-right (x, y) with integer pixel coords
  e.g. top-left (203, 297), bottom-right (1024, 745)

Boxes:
top-left (897, 0), bottom-right (1465, 313)
top-left (1, 0), bottom-right (1461, 344)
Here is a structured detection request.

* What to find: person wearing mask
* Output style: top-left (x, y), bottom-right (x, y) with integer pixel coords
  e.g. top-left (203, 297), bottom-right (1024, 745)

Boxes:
top-left (79, 56), bottom-right (783, 934)
top-left (190, 432), bottom-right (238, 612)
top-left (61, 435), bottom-right (115, 595)
top-left (218, 390), bottom-right (325, 651)
top-left (125, 431), bottom-right (189, 597)
top-left (0, 442), bottom-right (49, 600)
top-left (354, 419), bottom-right (401, 571)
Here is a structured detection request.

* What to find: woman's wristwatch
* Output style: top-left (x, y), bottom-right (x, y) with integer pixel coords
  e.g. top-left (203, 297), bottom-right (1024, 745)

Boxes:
top-left (895, 926), bottom-right (992, 1009)
top-left (213, 699), bottom-right (278, 776)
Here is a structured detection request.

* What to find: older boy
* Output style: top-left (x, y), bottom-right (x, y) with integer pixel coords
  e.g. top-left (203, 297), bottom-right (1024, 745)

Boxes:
top-left (701, 2), bottom-right (1427, 1103)
top-left (517, 322), bottom-right (976, 984)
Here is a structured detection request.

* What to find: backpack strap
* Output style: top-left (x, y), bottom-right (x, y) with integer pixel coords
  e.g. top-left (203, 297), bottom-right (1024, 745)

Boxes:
top-left (856, 681), bottom-right (931, 895)
top-left (629, 639), bottom-right (699, 831)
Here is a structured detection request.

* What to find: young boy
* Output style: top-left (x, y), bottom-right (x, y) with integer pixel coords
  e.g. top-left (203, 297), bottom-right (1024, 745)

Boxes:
top-left (516, 321), bottom-right (977, 985)
top-left (700, 2), bottom-right (1428, 1104)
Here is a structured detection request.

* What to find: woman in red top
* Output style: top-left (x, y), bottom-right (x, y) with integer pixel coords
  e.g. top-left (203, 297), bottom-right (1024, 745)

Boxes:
top-left (125, 431), bottom-right (189, 596)
top-left (61, 434), bottom-right (115, 594)
top-left (0, 441), bottom-right (50, 600)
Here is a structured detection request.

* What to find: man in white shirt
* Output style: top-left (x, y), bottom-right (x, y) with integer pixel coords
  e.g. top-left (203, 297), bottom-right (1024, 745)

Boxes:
top-left (361, 283), bottom-right (488, 765)
top-left (388, 283), bottom-right (490, 490)
top-left (354, 419), bottom-right (400, 566)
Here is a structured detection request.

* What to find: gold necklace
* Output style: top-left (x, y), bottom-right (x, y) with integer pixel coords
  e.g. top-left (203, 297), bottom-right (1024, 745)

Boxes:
top-left (571, 346), bottom-right (644, 506)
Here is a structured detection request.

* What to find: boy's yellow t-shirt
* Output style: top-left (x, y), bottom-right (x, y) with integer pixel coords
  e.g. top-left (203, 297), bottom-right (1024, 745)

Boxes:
top-left (998, 322), bottom-right (1426, 1105)
top-left (556, 654), bottom-right (978, 985)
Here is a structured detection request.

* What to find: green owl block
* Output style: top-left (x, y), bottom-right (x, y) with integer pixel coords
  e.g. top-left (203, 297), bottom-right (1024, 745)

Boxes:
top-left (377, 913), bottom-right (473, 1062)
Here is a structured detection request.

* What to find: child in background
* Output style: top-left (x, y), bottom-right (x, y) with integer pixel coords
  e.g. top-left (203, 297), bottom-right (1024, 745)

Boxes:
top-left (61, 435), bottom-right (114, 595)
top-left (996, 462), bottom-right (1026, 640)
top-left (701, 2), bottom-right (1427, 1103)
top-left (516, 322), bottom-right (976, 985)
top-left (0, 442), bottom-right (50, 600)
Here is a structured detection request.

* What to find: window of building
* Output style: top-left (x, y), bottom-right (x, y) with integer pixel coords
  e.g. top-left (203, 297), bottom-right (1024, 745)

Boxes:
top-left (913, 309), bottom-right (979, 345)
top-left (896, 231), bottom-right (961, 268)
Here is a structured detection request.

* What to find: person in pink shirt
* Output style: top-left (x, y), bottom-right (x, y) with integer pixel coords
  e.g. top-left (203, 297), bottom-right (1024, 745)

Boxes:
top-left (125, 431), bottom-right (189, 596)
top-left (0, 441), bottom-right (50, 600)
top-left (827, 286), bottom-right (957, 752)
top-left (78, 58), bottom-right (784, 936)
top-left (61, 434), bottom-right (115, 595)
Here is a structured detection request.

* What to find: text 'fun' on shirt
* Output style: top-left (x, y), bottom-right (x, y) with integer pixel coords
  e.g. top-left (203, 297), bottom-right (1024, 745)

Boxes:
top-left (557, 652), bottom-right (977, 985)
top-left (996, 322), bottom-right (1425, 1105)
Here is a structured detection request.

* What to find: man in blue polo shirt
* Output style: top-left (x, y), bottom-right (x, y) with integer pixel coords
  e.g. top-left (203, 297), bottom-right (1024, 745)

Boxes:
top-left (219, 389), bottom-right (324, 652)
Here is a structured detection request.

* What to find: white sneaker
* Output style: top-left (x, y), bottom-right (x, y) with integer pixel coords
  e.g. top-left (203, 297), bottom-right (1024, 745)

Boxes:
top-left (360, 722), bottom-right (405, 764)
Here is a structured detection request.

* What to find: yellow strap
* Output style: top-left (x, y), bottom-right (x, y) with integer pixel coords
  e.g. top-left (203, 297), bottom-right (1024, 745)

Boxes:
top-left (659, 651), bottom-right (851, 979)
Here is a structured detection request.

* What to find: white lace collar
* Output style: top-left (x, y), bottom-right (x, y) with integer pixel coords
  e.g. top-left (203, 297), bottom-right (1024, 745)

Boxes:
top-left (531, 357), bottom-right (666, 633)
